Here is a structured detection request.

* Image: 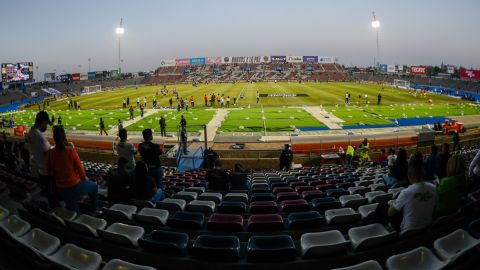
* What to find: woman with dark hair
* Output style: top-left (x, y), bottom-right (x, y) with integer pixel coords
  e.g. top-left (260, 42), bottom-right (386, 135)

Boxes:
top-left (437, 155), bottom-right (467, 215)
top-left (48, 125), bottom-right (98, 213)
top-left (383, 148), bottom-right (408, 186)
top-left (132, 161), bottom-right (164, 203)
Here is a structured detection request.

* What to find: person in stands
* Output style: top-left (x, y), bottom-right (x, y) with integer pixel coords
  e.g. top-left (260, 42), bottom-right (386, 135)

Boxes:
top-left (376, 148), bottom-right (388, 166)
top-left (436, 154), bottom-right (467, 215)
top-left (437, 143), bottom-right (451, 180)
top-left (383, 148), bottom-right (408, 187)
top-left (424, 145), bottom-right (440, 182)
top-left (452, 131), bottom-right (460, 151)
top-left (387, 148), bottom-right (397, 167)
top-left (115, 128), bottom-right (137, 172)
top-left (138, 129), bottom-right (164, 188)
top-left (229, 163), bottom-right (249, 191)
top-left (132, 161), bottom-right (164, 203)
top-left (107, 157), bottom-right (133, 204)
top-left (279, 144), bottom-right (293, 170)
top-left (48, 125), bottom-right (98, 213)
top-left (205, 159), bottom-right (229, 192)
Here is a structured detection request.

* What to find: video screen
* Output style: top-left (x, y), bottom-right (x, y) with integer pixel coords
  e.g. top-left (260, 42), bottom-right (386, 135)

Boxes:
top-left (1, 62), bottom-right (33, 82)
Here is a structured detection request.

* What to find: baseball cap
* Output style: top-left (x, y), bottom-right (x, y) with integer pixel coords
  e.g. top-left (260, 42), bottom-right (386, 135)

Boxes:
top-left (35, 111), bottom-right (52, 125)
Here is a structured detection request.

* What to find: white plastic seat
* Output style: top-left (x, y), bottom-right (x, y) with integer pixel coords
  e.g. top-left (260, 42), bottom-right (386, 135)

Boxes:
top-left (65, 214), bottom-right (107, 237)
top-left (0, 205), bottom-right (10, 221)
top-left (100, 223), bottom-right (145, 247)
top-left (197, 192), bottom-right (223, 203)
top-left (48, 243), bottom-right (102, 270)
top-left (224, 193), bottom-right (249, 204)
top-left (331, 260), bottom-right (383, 270)
top-left (184, 187), bottom-right (205, 194)
top-left (386, 246), bottom-right (446, 270)
top-left (348, 223), bottom-right (397, 250)
top-left (358, 203), bottom-right (379, 219)
top-left (433, 229), bottom-right (480, 261)
top-left (103, 204), bottom-right (137, 220)
top-left (339, 194), bottom-right (368, 208)
top-left (369, 183), bottom-right (389, 192)
top-left (173, 191), bottom-right (198, 202)
top-left (348, 187), bottom-right (370, 196)
top-left (17, 228), bottom-right (61, 256)
top-left (301, 230), bottom-right (349, 257)
top-left (387, 187), bottom-right (405, 196)
top-left (133, 208), bottom-right (169, 225)
top-left (0, 214), bottom-right (31, 237)
top-left (50, 207), bottom-right (77, 221)
top-left (325, 208), bottom-right (361, 225)
top-left (157, 198), bottom-right (186, 211)
top-left (365, 191), bottom-right (392, 203)
top-left (102, 259), bottom-right (156, 270)
top-left (356, 180), bottom-right (374, 187)
top-left (185, 200), bottom-right (216, 213)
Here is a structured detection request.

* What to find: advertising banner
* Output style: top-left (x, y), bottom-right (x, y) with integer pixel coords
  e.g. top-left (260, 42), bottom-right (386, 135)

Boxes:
top-left (387, 65), bottom-right (396, 73)
top-left (160, 59), bottom-right (175, 67)
top-left (379, 64), bottom-right (388, 73)
top-left (270, 56), bottom-right (286, 63)
top-left (110, 70), bottom-right (119, 78)
top-left (286, 56), bottom-right (303, 63)
top-left (260, 56), bottom-right (270, 63)
top-left (303, 56), bottom-right (318, 63)
top-left (447, 66), bottom-right (455, 74)
top-left (88, 72), bottom-right (96, 80)
top-left (410, 66), bottom-right (427, 75)
top-left (44, 73), bottom-right (55, 82)
top-left (189, 57), bottom-right (206, 65)
top-left (460, 68), bottom-right (480, 79)
top-left (221, 56), bottom-right (232, 64)
top-left (318, 57), bottom-right (335, 63)
top-left (396, 65), bottom-right (404, 72)
top-left (96, 71), bottom-right (104, 78)
top-left (206, 57), bottom-right (222, 65)
top-left (80, 73), bottom-right (88, 81)
top-left (72, 73), bottom-right (80, 81)
top-left (175, 58), bottom-right (190, 66)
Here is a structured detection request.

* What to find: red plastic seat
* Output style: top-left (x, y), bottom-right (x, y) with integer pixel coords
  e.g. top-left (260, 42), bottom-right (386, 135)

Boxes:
top-left (247, 214), bottom-right (284, 232)
top-left (276, 192), bottom-right (301, 203)
top-left (206, 213), bottom-right (244, 232)
top-left (295, 186), bottom-right (316, 193)
top-left (249, 201), bottom-right (278, 214)
top-left (273, 187), bottom-right (294, 195)
top-left (301, 190), bottom-right (325, 201)
top-left (281, 199), bottom-right (310, 213)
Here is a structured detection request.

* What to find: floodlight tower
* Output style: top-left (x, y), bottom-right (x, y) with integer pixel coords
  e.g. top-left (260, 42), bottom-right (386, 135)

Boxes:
top-left (371, 12), bottom-right (380, 67)
top-left (116, 18), bottom-right (125, 74)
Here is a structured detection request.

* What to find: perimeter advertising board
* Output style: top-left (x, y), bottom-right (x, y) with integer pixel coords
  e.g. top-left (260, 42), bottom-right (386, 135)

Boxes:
top-left (410, 66), bottom-right (427, 75)
top-left (189, 57), bottom-right (206, 65)
top-left (175, 58), bottom-right (190, 66)
top-left (80, 73), bottom-right (88, 81)
top-left (460, 68), bottom-right (480, 79)
top-left (318, 57), bottom-right (335, 63)
top-left (270, 56), bottom-right (286, 63)
top-left (72, 73), bottom-right (80, 81)
top-left (286, 56), bottom-right (303, 63)
top-left (160, 59), bottom-right (175, 67)
top-left (206, 57), bottom-right (221, 65)
top-left (88, 72), bottom-right (96, 80)
top-left (303, 56), bottom-right (318, 63)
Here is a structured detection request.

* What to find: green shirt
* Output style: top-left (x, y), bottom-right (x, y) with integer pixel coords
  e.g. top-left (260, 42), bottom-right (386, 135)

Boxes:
top-left (436, 175), bottom-right (465, 216)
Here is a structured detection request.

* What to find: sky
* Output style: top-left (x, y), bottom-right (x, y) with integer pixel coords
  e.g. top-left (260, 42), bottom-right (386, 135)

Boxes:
top-left (1, 0), bottom-right (479, 77)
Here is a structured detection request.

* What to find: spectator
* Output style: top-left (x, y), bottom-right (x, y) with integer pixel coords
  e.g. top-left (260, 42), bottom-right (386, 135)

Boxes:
top-left (468, 150), bottom-right (480, 188)
top-left (387, 148), bottom-right (397, 167)
top-left (453, 131), bottom-right (460, 151)
top-left (205, 160), bottom-right (229, 192)
top-left (180, 126), bottom-right (188, 154)
top-left (383, 148), bottom-right (408, 187)
top-left (376, 148), bottom-right (388, 166)
top-left (423, 145), bottom-right (439, 181)
top-left (279, 144), bottom-right (293, 170)
top-left (346, 144), bottom-right (355, 166)
top-left (229, 164), bottom-right (249, 190)
top-left (203, 147), bottom-right (219, 169)
top-left (138, 129), bottom-right (164, 188)
top-left (359, 138), bottom-right (370, 164)
top-left (107, 157), bottom-right (133, 204)
top-left (159, 116), bottom-right (166, 137)
top-left (115, 128), bottom-right (137, 172)
top-left (48, 125), bottom-right (98, 213)
top-left (436, 143), bottom-right (451, 180)
top-left (132, 161), bottom-right (164, 203)
top-left (436, 155), bottom-right (467, 215)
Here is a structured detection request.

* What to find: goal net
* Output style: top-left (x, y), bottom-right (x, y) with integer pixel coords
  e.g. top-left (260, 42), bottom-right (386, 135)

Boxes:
top-left (83, 85), bottom-right (102, 94)
top-left (393, 79), bottom-right (410, 89)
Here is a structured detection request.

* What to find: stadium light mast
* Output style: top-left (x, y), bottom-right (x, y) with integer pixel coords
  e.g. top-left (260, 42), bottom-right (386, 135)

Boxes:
top-left (116, 18), bottom-right (125, 74)
top-left (371, 12), bottom-right (380, 67)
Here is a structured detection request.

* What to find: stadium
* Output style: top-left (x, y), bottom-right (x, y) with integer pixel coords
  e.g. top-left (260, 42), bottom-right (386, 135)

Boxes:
top-left (1, 1), bottom-right (480, 270)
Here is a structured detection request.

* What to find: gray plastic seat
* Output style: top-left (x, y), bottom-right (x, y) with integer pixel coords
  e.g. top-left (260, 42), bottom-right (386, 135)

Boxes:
top-left (102, 259), bottom-right (156, 270)
top-left (185, 200), bottom-right (216, 213)
top-left (173, 191), bottom-right (198, 202)
top-left (386, 246), bottom-right (446, 270)
top-left (348, 223), bottom-right (397, 250)
top-left (0, 214), bottom-right (31, 237)
top-left (369, 183), bottom-right (389, 192)
top-left (0, 205), bottom-right (10, 221)
top-left (365, 191), bottom-right (393, 203)
top-left (348, 186), bottom-right (370, 196)
top-left (48, 243), bottom-right (102, 270)
top-left (300, 230), bottom-right (349, 257)
top-left (387, 187), bottom-right (405, 196)
top-left (157, 198), bottom-right (186, 211)
top-left (433, 229), bottom-right (480, 262)
top-left (65, 214), bottom-right (107, 237)
top-left (103, 204), bottom-right (137, 220)
top-left (339, 194), bottom-right (368, 208)
top-left (100, 223), bottom-right (145, 247)
top-left (331, 260), bottom-right (383, 270)
top-left (224, 193), bottom-right (249, 204)
top-left (133, 208), bottom-right (169, 225)
top-left (50, 207), bottom-right (77, 221)
top-left (184, 187), bottom-right (205, 194)
top-left (17, 228), bottom-right (61, 256)
top-left (325, 208), bottom-right (361, 225)
top-left (358, 203), bottom-right (379, 219)
top-left (197, 192), bottom-right (223, 203)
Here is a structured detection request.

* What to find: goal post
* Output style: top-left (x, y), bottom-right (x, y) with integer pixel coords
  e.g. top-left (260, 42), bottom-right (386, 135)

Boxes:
top-left (83, 85), bottom-right (102, 94)
top-left (393, 79), bottom-right (410, 89)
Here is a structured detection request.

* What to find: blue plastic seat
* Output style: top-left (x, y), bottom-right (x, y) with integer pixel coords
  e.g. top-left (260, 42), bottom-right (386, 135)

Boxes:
top-left (326, 188), bottom-right (349, 198)
top-left (190, 235), bottom-right (241, 261)
top-left (287, 211), bottom-right (325, 230)
top-left (247, 235), bottom-right (297, 262)
top-left (311, 197), bottom-right (341, 211)
top-left (139, 230), bottom-right (189, 256)
top-left (167, 211), bottom-right (205, 230)
top-left (250, 193), bottom-right (276, 202)
top-left (217, 201), bottom-right (247, 215)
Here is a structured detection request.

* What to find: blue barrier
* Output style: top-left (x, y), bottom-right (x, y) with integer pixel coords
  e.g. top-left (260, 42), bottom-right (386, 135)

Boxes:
top-left (297, 126), bottom-right (330, 131)
top-left (410, 84), bottom-right (480, 101)
top-left (0, 96), bottom-right (46, 113)
top-left (394, 116), bottom-right (449, 126)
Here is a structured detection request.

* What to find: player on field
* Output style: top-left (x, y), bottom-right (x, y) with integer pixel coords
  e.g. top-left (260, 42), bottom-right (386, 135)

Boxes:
top-left (204, 94), bottom-right (208, 107)
top-left (159, 116), bottom-right (166, 137)
top-left (99, 118), bottom-right (108, 136)
top-left (256, 91), bottom-right (260, 103)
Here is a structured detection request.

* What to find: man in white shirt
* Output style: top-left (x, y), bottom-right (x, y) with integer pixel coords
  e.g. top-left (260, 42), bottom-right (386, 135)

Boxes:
top-left (115, 128), bottom-right (137, 172)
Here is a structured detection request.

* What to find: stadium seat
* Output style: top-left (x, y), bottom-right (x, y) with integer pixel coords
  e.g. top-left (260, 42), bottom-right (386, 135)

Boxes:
top-left (0, 215), bottom-right (31, 237)
top-left (168, 211), bottom-right (205, 230)
top-left (386, 246), bottom-right (446, 270)
top-left (249, 201), bottom-right (278, 214)
top-left (48, 243), bottom-right (102, 270)
top-left (273, 187), bottom-right (294, 195)
top-left (190, 235), bottom-right (241, 261)
top-left (173, 191), bottom-right (198, 202)
top-left (224, 193), bottom-right (249, 204)
top-left (326, 188), bottom-right (350, 198)
top-left (17, 228), bottom-right (61, 256)
top-left (348, 223), bottom-right (397, 250)
top-left (356, 180), bottom-right (374, 187)
top-left (336, 182), bottom-right (355, 190)
top-left (102, 259), bottom-right (156, 270)
top-left (280, 199), bottom-right (310, 213)
top-left (217, 201), bottom-right (247, 214)
top-left (468, 218), bottom-right (480, 238)
top-left (287, 211), bottom-right (325, 230)
top-left (388, 187), bottom-right (405, 197)
top-left (65, 214), bottom-right (107, 237)
top-left (99, 223), bottom-right (145, 247)
top-left (301, 190), bottom-right (325, 201)
top-left (276, 192), bottom-right (301, 203)
top-left (140, 230), bottom-right (189, 256)
top-left (185, 200), bottom-right (216, 213)
top-left (251, 193), bottom-right (276, 202)
top-left (433, 229), bottom-right (480, 261)
top-left (0, 205), bottom-right (9, 221)
top-left (295, 185), bottom-right (316, 193)
top-left (311, 197), bottom-right (341, 211)
top-left (331, 260), bottom-right (383, 270)
top-left (348, 187), bottom-right (371, 196)
top-left (184, 187), bottom-right (205, 194)
top-left (325, 208), bottom-right (361, 225)
top-left (50, 207), bottom-right (77, 221)
top-left (339, 194), bottom-right (368, 208)
top-left (358, 203), bottom-right (379, 219)
top-left (157, 198), bottom-right (186, 211)
top-left (247, 235), bottom-right (297, 262)
top-left (316, 184), bottom-right (337, 192)
top-left (197, 192), bottom-right (222, 203)
top-left (132, 208), bottom-right (169, 225)
top-left (247, 214), bottom-right (284, 232)
top-left (365, 191), bottom-right (393, 203)
top-left (102, 204), bottom-right (137, 220)
top-left (300, 230), bottom-right (349, 257)
top-left (370, 183), bottom-right (389, 192)
top-left (207, 213), bottom-right (244, 232)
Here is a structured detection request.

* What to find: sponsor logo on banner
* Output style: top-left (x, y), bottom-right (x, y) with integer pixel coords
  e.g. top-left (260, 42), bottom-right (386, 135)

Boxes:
top-left (303, 56), bottom-right (318, 63)
top-left (189, 57), bottom-right (206, 65)
top-left (206, 57), bottom-right (221, 65)
top-left (259, 93), bottom-right (309, 97)
top-left (396, 65), bottom-right (404, 72)
top-left (287, 56), bottom-right (303, 63)
top-left (379, 64), bottom-right (388, 73)
top-left (271, 56), bottom-right (286, 63)
top-left (447, 66), bottom-right (455, 74)
top-left (80, 73), bottom-right (88, 81)
top-left (160, 59), bottom-right (175, 67)
top-left (387, 65), bottom-right (396, 73)
top-left (318, 57), bottom-right (335, 63)
top-left (72, 73), bottom-right (80, 81)
top-left (460, 68), bottom-right (480, 79)
top-left (261, 56), bottom-right (270, 63)
top-left (222, 56), bottom-right (231, 64)
top-left (175, 58), bottom-right (189, 66)
top-left (410, 66), bottom-right (427, 75)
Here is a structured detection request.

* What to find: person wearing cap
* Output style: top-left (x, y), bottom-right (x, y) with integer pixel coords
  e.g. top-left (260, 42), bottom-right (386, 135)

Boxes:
top-left (25, 111), bottom-right (58, 207)
top-left (279, 144), bottom-right (293, 171)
